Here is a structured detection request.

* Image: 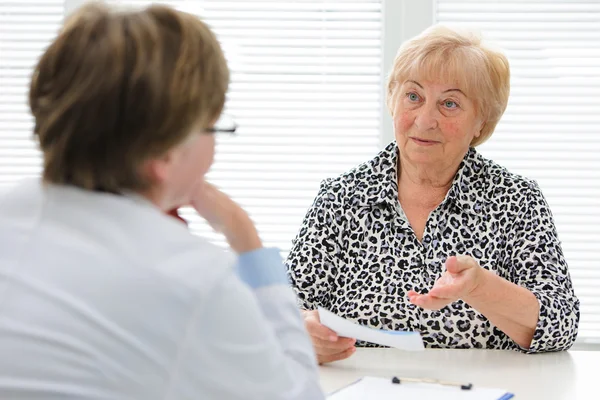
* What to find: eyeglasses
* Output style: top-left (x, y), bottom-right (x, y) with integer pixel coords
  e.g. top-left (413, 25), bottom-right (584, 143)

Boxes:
top-left (204, 114), bottom-right (237, 134)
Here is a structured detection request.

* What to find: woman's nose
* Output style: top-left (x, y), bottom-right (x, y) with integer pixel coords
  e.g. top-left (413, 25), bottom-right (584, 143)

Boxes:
top-left (414, 104), bottom-right (439, 131)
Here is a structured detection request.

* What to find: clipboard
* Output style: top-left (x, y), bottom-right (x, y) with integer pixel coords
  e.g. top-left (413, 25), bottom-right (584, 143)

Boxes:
top-left (327, 376), bottom-right (514, 400)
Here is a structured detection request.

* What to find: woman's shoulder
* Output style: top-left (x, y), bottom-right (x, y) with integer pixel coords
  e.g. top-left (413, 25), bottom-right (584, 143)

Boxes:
top-left (471, 149), bottom-right (543, 203)
top-left (315, 143), bottom-right (398, 207)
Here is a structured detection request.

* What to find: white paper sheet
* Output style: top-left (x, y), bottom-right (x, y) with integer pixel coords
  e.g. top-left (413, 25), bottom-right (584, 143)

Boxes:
top-left (327, 377), bottom-right (513, 400)
top-left (318, 307), bottom-right (425, 351)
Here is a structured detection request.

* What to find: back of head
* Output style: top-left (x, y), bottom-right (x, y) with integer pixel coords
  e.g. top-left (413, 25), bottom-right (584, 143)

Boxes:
top-left (29, 2), bottom-right (229, 193)
top-left (386, 25), bottom-right (510, 146)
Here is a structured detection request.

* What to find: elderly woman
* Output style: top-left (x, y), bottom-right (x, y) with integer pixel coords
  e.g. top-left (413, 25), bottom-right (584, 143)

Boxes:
top-left (286, 25), bottom-right (580, 364)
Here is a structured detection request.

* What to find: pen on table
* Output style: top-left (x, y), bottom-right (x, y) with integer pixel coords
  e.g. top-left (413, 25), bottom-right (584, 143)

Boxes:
top-left (391, 376), bottom-right (473, 390)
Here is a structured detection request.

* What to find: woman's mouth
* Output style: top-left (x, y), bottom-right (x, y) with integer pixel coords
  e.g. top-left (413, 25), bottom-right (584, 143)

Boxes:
top-left (410, 137), bottom-right (440, 146)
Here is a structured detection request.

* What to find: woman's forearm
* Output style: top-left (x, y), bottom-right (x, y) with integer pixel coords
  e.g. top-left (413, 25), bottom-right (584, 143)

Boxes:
top-left (464, 269), bottom-right (540, 349)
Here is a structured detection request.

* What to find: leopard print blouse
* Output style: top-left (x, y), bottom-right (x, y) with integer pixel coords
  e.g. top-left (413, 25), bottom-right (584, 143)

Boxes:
top-left (286, 142), bottom-right (580, 353)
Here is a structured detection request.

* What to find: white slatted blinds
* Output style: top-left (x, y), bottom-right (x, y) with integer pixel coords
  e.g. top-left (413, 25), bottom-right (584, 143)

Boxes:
top-left (436, 0), bottom-right (600, 344)
top-left (0, 1), bottom-right (63, 185)
top-left (104, 0), bottom-right (383, 251)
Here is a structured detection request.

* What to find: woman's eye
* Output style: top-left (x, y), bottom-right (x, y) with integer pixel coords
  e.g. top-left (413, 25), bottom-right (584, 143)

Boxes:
top-left (407, 92), bottom-right (419, 102)
top-left (444, 100), bottom-right (458, 109)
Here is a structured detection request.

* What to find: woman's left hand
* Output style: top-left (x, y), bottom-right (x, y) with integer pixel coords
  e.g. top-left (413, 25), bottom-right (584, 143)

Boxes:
top-left (407, 255), bottom-right (483, 310)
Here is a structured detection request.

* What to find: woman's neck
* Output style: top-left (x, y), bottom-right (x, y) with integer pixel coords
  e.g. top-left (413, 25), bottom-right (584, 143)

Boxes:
top-left (397, 157), bottom-right (459, 208)
top-left (138, 185), bottom-right (182, 212)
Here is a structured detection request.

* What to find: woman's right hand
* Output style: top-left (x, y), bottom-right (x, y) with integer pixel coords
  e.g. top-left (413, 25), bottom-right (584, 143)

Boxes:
top-left (302, 310), bottom-right (356, 364)
top-left (190, 180), bottom-right (262, 254)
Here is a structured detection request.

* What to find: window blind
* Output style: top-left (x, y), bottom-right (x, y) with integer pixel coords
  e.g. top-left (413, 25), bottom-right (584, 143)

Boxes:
top-left (104, 0), bottom-right (383, 251)
top-left (0, 1), bottom-right (64, 186)
top-left (436, 0), bottom-right (600, 344)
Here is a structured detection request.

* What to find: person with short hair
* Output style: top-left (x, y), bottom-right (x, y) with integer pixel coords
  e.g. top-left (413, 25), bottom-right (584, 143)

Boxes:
top-left (0, 3), bottom-right (324, 399)
top-left (286, 25), bottom-right (580, 364)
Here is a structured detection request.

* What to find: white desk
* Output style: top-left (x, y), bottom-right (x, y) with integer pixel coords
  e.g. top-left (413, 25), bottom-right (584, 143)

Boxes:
top-left (319, 348), bottom-right (598, 399)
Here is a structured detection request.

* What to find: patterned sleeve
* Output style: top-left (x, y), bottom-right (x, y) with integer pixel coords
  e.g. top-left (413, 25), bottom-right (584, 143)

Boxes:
top-left (507, 181), bottom-right (580, 353)
top-left (285, 179), bottom-right (345, 311)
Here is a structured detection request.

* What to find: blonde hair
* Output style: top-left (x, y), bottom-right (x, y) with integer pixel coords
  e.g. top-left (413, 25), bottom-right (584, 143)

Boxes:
top-left (386, 25), bottom-right (510, 146)
top-left (30, 2), bottom-right (229, 192)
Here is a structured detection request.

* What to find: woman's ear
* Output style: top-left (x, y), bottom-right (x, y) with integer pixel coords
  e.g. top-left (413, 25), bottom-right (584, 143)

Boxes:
top-left (475, 119), bottom-right (485, 138)
top-left (387, 81), bottom-right (399, 116)
top-left (141, 150), bottom-right (174, 186)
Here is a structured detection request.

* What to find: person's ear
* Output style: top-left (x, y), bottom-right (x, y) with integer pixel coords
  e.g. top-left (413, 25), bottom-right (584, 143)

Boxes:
top-left (141, 151), bottom-right (174, 185)
top-left (387, 81), bottom-right (400, 117)
top-left (474, 120), bottom-right (485, 138)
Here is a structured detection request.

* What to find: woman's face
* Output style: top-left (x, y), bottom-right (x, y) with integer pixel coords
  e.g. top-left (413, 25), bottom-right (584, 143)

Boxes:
top-left (166, 130), bottom-right (216, 206)
top-left (393, 79), bottom-right (483, 170)
top-left (144, 127), bottom-right (215, 210)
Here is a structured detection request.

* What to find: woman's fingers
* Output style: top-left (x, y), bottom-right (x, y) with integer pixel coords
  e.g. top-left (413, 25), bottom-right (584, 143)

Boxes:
top-left (303, 310), bottom-right (338, 341)
top-left (429, 279), bottom-right (461, 299)
top-left (302, 309), bottom-right (357, 364)
top-left (408, 293), bottom-right (451, 310)
top-left (410, 277), bottom-right (459, 302)
top-left (446, 255), bottom-right (478, 274)
top-left (313, 336), bottom-right (356, 354)
top-left (317, 346), bottom-right (356, 364)
top-left (190, 180), bottom-right (261, 253)
top-left (409, 255), bottom-right (482, 310)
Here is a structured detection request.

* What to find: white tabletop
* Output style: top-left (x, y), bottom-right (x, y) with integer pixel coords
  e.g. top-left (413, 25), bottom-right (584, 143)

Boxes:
top-left (319, 348), bottom-right (598, 399)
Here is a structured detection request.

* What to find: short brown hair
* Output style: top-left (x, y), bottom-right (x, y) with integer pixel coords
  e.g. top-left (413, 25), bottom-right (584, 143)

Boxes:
top-left (386, 25), bottom-right (510, 146)
top-left (29, 1), bottom-right (229, 192)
